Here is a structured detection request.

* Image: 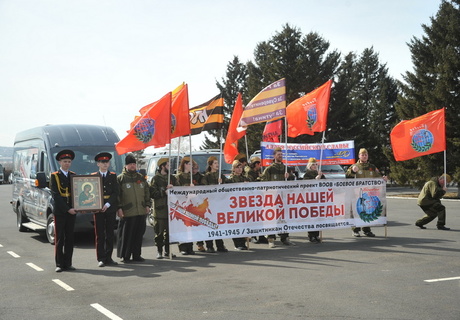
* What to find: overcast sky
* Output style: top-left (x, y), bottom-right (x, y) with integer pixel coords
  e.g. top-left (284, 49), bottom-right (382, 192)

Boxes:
top-left (0, 0), bottom-right (442, 148)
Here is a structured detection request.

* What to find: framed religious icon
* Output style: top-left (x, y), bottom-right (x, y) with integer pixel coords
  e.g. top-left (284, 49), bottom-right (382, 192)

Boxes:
top-left (71, 175), bottom-right (103, 213)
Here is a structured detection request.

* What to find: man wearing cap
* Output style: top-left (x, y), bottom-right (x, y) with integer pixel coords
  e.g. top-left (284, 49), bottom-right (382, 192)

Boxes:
top-left (50, 149), bottom-right (77, 272)
top-left (260, 147), bottom-right (295, 248)
top-left (150, 157), bottom-right (178, 258)
top-left (117, 153), bottom-right (151, 262)
top-left (415, 174), bottom-right (451, 230)
top-left (92, 152), bottom-right (119, 267)
top-left (245, 156), bottom-right (261, 182)
top-left (346, 148), bottom-right (387, 237)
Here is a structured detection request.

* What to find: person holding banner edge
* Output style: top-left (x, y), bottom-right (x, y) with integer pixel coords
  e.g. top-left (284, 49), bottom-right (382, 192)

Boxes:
top-left (260, 147), bottom-right (296, 248)
top-left (345, 148), bottom-right (387, 237)
top-left (303, 157), bottom-right (325, 243)
top-left (201, 156), bottom-right (229, 253)
top-left (150, 157), bottom-right (178, 259)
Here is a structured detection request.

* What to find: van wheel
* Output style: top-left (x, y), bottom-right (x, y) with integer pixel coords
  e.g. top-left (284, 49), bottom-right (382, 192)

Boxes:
top-left (46, 214), bottom-right (55, 244)
top-left (17, 203), bottom-right (28, 232)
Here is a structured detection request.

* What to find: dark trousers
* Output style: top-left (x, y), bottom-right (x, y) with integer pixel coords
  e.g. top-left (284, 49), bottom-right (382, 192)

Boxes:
top-left (54, 213), bottom-right (76, 268)
top-left (417, 202), bottom-right (446, 227)
top-left (205, 239), bottom-right (225, 249)
top-left (117, 215), bottom-right (146, 260)
top-left (94, 210), bottom-right (116, 262)
top-left (153, 218), bottom-right (169, 248)
top-left (232, 237), bottom-right (247, 248)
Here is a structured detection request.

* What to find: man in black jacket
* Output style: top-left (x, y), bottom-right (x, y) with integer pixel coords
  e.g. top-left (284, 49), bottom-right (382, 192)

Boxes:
top-left (50, 149), bottom-right (77, 273)
top-left (92, 152), bottom-right (120, 267)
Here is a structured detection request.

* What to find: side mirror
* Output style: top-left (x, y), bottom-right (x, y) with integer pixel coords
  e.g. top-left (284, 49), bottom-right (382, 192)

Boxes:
top-left (35, 172), bottom-right (48, 188)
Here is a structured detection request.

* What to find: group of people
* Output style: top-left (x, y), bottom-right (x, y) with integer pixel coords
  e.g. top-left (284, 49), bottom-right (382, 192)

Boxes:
top-left (49, 147), bottom-right (452, 272)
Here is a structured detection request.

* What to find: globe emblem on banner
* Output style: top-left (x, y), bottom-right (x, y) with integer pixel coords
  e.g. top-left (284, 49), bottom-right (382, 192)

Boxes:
top-left (411, 129), bottom-right (434, 153)
top-left (306, 105), bottom-right (317, 129)
top-left (171, 114), bottom-right (177, 134)
top-left (355, 193), bottom-right (383, 222)
top-left (134, 118), bottom-right (155, 143)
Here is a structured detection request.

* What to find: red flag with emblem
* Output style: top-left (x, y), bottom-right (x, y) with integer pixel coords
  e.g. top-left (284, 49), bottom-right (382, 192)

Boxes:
top-left (116, 92), bottom-right (172, 155)
top-left (390, 108), bottom-right (446, 161)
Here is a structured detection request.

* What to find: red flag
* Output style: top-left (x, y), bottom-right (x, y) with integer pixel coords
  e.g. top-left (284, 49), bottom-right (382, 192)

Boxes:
top-left (224, 93), bottom-right (245, 164)
top-left (262, 119), bottom-right (282, 142)
top-left (390, 108), bottom-right (446, 161)
top-left (116, 92), bottom-right (172, 155)
top-left (171, 83), bottom-right (191, 138)
top-left (287, 79), bottom-right (332, 137)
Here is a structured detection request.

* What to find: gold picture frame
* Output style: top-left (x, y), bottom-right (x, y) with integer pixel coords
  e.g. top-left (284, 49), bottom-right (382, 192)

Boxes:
top-left (71, 175), bottom-right (103, 213)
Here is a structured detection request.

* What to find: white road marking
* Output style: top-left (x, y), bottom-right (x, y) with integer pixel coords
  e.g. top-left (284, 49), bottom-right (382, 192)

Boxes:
top-left (424, 276), bottom-right (460, 283)
top-left (91, 303), bottom-right (123, 320)
top-left (52, 279), bottom-right (75, 291)
top-left (7, 251), bottom-right (20, 258)
top-left (26, 262), bottom-right (44, 271)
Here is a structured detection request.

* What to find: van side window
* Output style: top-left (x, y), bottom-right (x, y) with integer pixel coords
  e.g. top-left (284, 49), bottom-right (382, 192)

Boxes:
top-left (42, 152), bottom-right (50, 178)
top-left (30, 153), bottom-right (38, 179)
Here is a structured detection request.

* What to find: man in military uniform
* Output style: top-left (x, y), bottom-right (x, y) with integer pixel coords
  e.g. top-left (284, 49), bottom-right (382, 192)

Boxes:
top-left (150, 158), bottom-right (177, 259)
top-left (92, 152), bottom-right (119, 267)
top-left (346, 148), bottom-right (387, 237)
top-left (117, 154), bottom-right (151, 262)
top-left (50, 149), bottom-right (77, 272)
top-left (416, 174), bottom-right (451, 230)
top-left (260, 147), bottom-right (295, 248)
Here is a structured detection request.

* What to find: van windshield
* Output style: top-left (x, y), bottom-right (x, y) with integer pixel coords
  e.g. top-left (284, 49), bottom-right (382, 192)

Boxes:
top-left (50, 147), bottom-right (124, 175)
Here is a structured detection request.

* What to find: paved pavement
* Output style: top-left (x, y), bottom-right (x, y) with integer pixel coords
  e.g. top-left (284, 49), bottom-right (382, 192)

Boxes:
top-left (1, 184), bottom-right (459, 320)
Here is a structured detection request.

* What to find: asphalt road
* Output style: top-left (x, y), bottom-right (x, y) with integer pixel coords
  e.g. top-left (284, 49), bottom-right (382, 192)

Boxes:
top-left (1, 184), bottom-right (459, 320)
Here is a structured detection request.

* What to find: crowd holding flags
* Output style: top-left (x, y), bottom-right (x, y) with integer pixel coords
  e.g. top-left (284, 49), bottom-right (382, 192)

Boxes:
top-left (115, 79), bottom-right (448, 180)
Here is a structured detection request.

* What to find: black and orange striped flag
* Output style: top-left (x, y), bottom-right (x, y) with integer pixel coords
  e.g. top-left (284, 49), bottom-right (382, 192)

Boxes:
top-left (189, 94), bottom-right (224, 135)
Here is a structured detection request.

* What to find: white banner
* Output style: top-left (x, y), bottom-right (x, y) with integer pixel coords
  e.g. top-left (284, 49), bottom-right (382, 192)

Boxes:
top-left (168, 178), bottom-right (387, 242)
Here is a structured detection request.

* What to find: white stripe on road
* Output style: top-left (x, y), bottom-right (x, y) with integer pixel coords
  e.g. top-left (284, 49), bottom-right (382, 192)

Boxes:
top-left (424, 276), bottom-right (460, 283)
top-left (91, 303), bottom-right (123, 320)
top-left (52, 279), bottom-right (75, 291)
top-left (26, 262), bottom-right (44, 271)
top-left (7, 251), bottom-right (20, 258)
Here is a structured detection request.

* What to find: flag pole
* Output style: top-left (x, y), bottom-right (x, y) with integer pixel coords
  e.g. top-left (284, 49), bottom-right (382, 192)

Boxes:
top-left (189, 134), bottom-right (193, 185)
top-left (284, 117), bottom-right (288, 180)
top-left (219, 129), bottom-right (223, 184)
top-left (168, 143), bottom-right (172, 186)
top-left (444, 150), bottom-right (447, 188)
top-left (244, 135), bottom-right (249, 161)
top-left (319, 131), bottom-right (326, 173)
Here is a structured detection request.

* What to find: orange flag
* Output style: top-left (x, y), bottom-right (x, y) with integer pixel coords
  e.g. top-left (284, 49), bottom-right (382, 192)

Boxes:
top-left (171, 83), bottom-right (191, 138)
top-left (224, 93), bottom-right (245, 164)
top-left (286, 79), bottom-right (332, 137)
top-left (116, 92), bottom-right (172, 155)
top-left (390, 108), bottom-right (446, 161)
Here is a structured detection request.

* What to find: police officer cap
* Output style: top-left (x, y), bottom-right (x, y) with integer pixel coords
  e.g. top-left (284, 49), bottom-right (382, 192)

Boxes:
top-left (157, 158), bottom-right (169, 167)
top-left (56, 149), bottom-right (75, 161)
top-left (125, 153), bottom-right (136, 165)
top-left (95, 152), bottom-right (112, 162)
